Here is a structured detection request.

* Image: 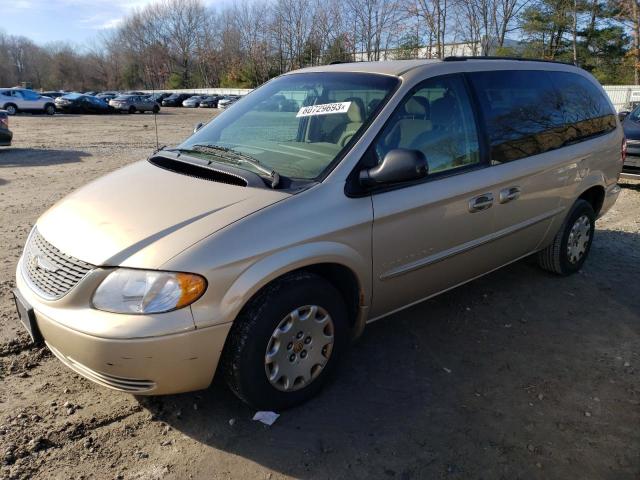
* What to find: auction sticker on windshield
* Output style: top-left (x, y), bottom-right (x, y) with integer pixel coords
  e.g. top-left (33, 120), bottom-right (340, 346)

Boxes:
top-left (296, 101), bottom-right (352, 118)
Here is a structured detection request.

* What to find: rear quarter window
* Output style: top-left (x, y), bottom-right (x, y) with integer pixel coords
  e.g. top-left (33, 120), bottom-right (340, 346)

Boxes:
top-left (469, 69), bottom-right (615, 163)
top-left (550, 72), bottom-right (616, 144)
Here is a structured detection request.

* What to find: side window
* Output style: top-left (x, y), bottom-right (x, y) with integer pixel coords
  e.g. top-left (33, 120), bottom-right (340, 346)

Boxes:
top-left (22, 90), bottom-right (39, 101)
top-left (468, 70), bottom-right (565, 163)
top-left (374, 75), bottom-right (481, 175)
top-left (551, 72), bottom-right (616, 143)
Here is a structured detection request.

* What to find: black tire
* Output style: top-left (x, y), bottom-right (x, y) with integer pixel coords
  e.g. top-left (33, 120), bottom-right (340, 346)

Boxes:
top-left (537, 199), bottom-right (596, 275)
top-left (152, 104), bottom-right (160, 114)
top-left (4, 104), bottom-right (17, 115)
top-left (222, 272), bottom-right (349, 410)
top-left (44, 104), bottom-right (55, 115)
top-left (128, 106), bottom-right (136, 114)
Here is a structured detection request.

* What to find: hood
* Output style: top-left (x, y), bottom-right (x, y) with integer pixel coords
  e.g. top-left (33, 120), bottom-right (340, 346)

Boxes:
top-left (36, 160), bottom-right (289, 268)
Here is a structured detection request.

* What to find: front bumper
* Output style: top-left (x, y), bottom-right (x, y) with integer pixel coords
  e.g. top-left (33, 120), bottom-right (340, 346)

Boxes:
top-left (38, 310), bottom-right (230, 394)
top-left (15, 260), bottom-right (231, 395)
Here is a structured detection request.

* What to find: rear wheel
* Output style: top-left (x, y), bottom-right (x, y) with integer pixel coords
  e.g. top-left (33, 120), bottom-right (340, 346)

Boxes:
top-left (128, 106), bottom-right (136, 114)
top-left (152, 104), bottom-right (160, 114)
top-left (537, 199), bottom-right (595, 275)
top-left (4, 104), bottom-right (17, 115)
top-left (222, 272), bottom-right (349, 410)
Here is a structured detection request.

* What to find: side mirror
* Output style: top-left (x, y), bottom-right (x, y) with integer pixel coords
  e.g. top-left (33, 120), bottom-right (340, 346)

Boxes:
top-left (193, 122), bottom-right (204, 133)
top-left (359, 149), bottom-right (428, 187)
top-left (618, 111), bottom-right (630, 122)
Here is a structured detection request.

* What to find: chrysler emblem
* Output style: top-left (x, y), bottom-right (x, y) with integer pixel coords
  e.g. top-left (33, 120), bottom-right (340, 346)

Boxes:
top-left (30, 254), bottom-right (58, 274)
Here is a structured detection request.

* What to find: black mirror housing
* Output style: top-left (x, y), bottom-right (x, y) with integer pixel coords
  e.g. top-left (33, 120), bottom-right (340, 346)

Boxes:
top-left (193, 122), bottom-right (204, 133)
top-left (618, 111), bottom-right (630, 122)
top-left (359, 149), bottom-right (428, 187)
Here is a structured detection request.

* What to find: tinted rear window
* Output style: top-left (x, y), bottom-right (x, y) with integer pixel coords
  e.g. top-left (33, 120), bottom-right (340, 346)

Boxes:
top-left (550, 72), bottom-right (616, 144)
top-left (469, 70), bottom-right (615, 163)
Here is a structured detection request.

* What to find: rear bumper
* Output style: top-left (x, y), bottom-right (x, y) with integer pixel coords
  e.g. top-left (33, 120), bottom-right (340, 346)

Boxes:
top-left (0, 130), bottom-right (11, 146)
top-left (624, 152), bottom-right (640, 165)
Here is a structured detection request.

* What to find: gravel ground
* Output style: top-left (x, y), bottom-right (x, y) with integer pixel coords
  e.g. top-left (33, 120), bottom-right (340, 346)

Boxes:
top-left (1, 109), bottom-right (639, 480)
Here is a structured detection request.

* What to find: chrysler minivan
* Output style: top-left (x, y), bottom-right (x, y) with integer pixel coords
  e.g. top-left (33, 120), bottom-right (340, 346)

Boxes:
top-left (13, 58), bottom-right (624, 410)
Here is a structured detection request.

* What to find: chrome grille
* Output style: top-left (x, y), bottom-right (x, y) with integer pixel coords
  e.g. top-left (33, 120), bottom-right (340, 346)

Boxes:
top-left (22, 228), bottom-right (93, 299)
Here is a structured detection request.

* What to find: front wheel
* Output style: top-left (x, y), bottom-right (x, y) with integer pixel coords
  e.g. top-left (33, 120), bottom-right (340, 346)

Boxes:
top-left (4, 104), bottom-right (17, 115)
top-left (152, 104), bottom-right (160, 114)
top-left (44, 104), bottom-right (55, 115)
top-left (222, 272), bottom-right (349, 410)
top-left (128, 106), bottom-right (136, 114)
top-left (537, 199), bottom-right (595, 275)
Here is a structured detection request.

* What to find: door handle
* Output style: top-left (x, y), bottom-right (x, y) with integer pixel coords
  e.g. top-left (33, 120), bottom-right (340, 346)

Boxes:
top-left (499, 186), bottom-right (521, 204)
top-left (468, 193), bottom-right (494, 212)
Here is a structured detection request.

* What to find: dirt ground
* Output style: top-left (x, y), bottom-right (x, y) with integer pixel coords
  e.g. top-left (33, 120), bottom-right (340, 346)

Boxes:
top-left (1, 109), bottom-right (639, 480)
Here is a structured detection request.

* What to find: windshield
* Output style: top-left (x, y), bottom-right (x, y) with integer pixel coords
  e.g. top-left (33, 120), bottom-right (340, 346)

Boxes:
top-left (177, 72), bottom-right (399, 181)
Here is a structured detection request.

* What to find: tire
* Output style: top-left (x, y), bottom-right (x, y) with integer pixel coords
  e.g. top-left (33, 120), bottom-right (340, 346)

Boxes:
top-left (4, 104), bottom-right (17, 115)
top-left (537, 199), bottom-right (596, 275)
top-left (222, 272), bottom-right (350, 410)
top-left (44, 104), bottom-right (55, 115)
top-left (128, 106), bottom-right (136, 114)
top-left (152, 104), bottom-right (160, 114)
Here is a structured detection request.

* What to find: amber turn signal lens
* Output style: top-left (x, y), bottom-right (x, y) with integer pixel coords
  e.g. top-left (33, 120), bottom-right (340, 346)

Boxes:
top-left (176, 273), bottom-right (207, 308)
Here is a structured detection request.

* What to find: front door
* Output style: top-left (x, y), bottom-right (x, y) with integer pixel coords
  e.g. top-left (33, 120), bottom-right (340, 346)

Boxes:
top-left (368, 74), bottom-right (500, 319)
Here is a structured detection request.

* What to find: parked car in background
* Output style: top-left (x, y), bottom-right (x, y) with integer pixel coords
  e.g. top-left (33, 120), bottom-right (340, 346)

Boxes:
top-left (109, 95), bottom-right (160, 113)
top-left (0, 110), bottom-right (12, 146)
top-left (146, 93), bottom-right (171, 104)
top-left (621, 104), bottom-right (640, 177)
top-left (255, 94), bottom-right (299, 112)
top-left (0, 88), bottom-right (56, 115)
top-left (162, 93), bottom-right (193, 107)
top-left (96, 92), bottom-right (119, 103)
top-left (198, 95), bottom-right (222, 108)
top-left (217, 95), bottom-right (240, 109)
top-left (41, 91), bottom-right (65, 99)
top-left (55, 93), bottom-right (113, 114)
top-left (182, 95), bottom-right (206, 108)
top-left (124, 91), bottom-right (146, 96)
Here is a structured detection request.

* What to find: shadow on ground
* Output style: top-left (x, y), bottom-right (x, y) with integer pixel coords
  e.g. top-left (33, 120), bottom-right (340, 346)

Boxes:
top-left (0, 148), bottom-right (90, 167)
top-left (139, 229), bottom-right (640, 479)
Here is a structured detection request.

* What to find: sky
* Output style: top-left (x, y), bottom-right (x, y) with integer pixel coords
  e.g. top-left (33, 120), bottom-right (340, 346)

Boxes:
top-left (2, 0), bottom-right (219, 47)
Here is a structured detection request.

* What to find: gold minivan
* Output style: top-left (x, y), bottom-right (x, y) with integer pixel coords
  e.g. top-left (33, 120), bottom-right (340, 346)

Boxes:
top-left (14, 59), bottom-right (624, 410)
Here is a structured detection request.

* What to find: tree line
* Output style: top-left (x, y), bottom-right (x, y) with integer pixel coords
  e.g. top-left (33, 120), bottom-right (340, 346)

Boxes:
top-left (0, 0), bottom-right (638, 91)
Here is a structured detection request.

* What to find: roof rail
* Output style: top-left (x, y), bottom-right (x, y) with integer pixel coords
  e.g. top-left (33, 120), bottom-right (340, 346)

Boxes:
top-left (443, 56), bottom-right (574, 66)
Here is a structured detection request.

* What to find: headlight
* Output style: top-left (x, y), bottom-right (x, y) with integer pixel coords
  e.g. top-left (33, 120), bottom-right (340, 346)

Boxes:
top-left (92, 269), bottom-right (206, 314)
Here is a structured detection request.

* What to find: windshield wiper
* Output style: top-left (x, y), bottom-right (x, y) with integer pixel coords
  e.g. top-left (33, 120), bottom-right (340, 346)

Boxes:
top-left (179, 144), bottom-right (280, 188)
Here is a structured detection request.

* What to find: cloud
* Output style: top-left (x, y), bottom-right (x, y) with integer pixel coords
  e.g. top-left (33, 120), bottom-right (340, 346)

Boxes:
top-left (99, 18), bottom-right (124, 30)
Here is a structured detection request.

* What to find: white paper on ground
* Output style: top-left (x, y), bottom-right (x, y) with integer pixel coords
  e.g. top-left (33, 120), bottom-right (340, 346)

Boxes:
top-left (252, 411), bottom-right (280, 426)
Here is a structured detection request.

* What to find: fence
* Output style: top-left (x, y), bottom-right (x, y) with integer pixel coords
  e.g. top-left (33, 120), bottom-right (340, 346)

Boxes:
top-left (602, 86), bottom-right (640, 111)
